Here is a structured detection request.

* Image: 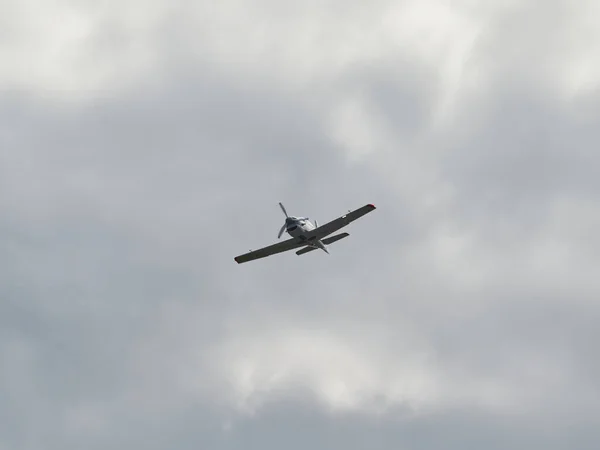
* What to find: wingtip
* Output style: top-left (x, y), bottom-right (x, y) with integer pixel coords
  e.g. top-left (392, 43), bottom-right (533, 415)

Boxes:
top-left (368, 203), bottom-right (376, 209)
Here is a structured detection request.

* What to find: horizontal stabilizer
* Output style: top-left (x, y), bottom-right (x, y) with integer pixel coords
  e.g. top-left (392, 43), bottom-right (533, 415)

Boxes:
top-left (322, 232), bottom-right (349, 245)
top-left (296, 246), bottom-right (317, 256)
top-left (296, 233), bottom-right (350, 256)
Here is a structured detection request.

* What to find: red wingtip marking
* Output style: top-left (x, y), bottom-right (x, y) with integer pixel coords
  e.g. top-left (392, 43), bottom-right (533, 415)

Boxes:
top-left (368, 203), bottom-right (376, 209)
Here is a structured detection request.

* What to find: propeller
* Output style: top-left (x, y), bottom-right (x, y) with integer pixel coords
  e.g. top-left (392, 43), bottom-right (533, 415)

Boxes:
top-left (278, 202), bottom-right (289, 238)
top-left (279, 202), bottom-right (288, 217)
top-left (278, 223), bottom-right (286, 238)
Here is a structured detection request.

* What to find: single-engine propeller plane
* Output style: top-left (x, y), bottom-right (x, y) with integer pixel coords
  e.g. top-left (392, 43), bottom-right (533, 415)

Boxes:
top-left (234, 202), bottom-right (376, 264)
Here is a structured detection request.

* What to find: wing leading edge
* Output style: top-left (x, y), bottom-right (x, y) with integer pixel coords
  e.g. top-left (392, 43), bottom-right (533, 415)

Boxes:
top-left (234, 236), bottom-right (306, 264)
top-left (309, 203), bottom-right (376, 239)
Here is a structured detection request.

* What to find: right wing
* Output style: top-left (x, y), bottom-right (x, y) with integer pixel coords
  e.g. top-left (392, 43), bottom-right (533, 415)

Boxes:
top-left (309, 204), bottom-right (376, 239)
top-left (234, 236), bottom-right (306, 264)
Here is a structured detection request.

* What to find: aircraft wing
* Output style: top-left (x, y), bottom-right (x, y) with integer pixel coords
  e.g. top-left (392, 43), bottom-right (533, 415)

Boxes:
top-left (234, 236), bottom-right (306, 264)
top-left (310, 203), bottom-right (376, 239)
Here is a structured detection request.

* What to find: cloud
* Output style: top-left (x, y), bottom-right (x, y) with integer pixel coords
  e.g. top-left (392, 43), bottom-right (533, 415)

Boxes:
top-left (1, 0), bottom-right (600, 449)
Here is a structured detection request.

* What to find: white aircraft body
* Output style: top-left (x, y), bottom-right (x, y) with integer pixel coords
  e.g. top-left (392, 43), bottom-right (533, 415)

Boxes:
top-left (234, 202), bottom-right (376, 264)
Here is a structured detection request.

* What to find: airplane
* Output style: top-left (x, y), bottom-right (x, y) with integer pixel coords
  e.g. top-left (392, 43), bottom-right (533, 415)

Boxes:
top-left (234, 202), bottom-right (376, 264)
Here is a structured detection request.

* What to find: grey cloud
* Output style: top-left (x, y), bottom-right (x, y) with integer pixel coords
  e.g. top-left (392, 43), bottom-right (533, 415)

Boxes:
top-left (0, 70), bottom-right (394, 448)
top-left (2, 0), bottom-right (600, 449)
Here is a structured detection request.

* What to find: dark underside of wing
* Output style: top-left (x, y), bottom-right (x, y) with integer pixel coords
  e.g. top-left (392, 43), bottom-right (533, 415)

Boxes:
top-left (310, 203), bottom-right (376, 239)
top-left (234, 236), bottom-right (305, 263)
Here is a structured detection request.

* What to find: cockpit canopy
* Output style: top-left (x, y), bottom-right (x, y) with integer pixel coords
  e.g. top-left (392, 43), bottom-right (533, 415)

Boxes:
top-left (286, 216), bottom-right (308, 229)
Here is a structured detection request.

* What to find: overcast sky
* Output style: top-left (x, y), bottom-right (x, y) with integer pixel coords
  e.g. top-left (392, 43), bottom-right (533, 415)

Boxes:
top-left (2, 0), bottom-right (600, 449)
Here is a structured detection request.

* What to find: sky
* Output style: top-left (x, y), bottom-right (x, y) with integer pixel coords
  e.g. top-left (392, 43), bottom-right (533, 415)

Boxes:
top-left (2, 0), bottom-right (600, 448)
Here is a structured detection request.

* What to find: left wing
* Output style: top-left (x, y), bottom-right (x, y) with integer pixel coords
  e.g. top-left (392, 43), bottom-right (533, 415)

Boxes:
top-left (309, 203), bottom-right (376, 239)
top-left (234, 236), bottom-right (306, 264)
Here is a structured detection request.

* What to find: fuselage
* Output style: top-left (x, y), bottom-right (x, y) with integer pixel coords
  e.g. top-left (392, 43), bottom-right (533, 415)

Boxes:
top-left (285, 216), bottom-right (328, 253)
top-left (285, 216), bottom-right (316, 237)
